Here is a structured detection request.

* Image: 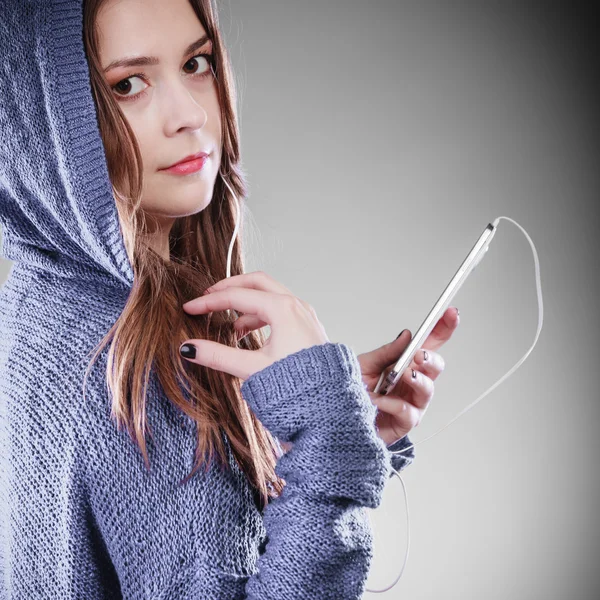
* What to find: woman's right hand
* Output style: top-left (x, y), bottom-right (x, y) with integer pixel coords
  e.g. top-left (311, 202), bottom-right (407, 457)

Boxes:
top-left (180, 271), bottom-right (330, 381)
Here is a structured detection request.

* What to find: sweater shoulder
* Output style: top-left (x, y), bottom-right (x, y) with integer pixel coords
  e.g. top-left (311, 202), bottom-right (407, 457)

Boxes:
top-left (0, 268), bottom-right (125, 438)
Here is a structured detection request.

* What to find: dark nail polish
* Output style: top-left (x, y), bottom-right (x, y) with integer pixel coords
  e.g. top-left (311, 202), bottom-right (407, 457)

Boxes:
top-left (396, 329), bottom-right (408, 340)
top-left (180, 343), bottom-right (196, 359)
top-left (423, 350), bottom-right (428, 362)
top-left (411, 369), bottom-right (417, 379)
top-left (456, 308), bottom-right (460, 317)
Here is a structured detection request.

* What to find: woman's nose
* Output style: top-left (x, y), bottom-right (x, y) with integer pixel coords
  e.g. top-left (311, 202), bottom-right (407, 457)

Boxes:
top-left (161, 81), bottom-right (208, 132)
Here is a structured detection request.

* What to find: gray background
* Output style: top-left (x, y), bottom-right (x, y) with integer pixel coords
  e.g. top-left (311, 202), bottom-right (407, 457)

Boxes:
top-left (1, 1), bottom-right (598, 597)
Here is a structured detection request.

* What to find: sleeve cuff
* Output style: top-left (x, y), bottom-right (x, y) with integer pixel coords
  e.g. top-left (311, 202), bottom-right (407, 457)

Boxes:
top-left (386, 434), bottom-right (416, 477)
top-left (241, 342), bottom-right (392, 507)
top-left (240, 342), bottom-right (364, 442)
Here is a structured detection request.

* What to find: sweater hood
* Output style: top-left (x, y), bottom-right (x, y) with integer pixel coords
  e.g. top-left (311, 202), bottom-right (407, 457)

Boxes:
top-left (0, 0), bottom-right (134, 289)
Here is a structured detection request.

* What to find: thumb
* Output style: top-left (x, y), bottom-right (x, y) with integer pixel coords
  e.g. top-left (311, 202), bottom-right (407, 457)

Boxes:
top-left (371, 329), bottom-right (412, 371)
top-left (179, 339), bottom-right (266, 381)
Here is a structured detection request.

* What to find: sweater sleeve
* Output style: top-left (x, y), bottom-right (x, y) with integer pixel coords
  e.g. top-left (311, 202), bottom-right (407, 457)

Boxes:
top-left (238, 342), bottom-right (395, 599)
top-left (387, 434), bottom-right (416, 476)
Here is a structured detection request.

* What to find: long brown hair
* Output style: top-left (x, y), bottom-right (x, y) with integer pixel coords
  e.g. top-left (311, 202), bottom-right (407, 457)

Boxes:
top-left (81, 0), bottom-right (285, 511)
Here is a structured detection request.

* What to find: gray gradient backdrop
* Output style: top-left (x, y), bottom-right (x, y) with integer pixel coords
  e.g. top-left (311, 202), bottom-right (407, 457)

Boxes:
top-left (1, 1), bottom-right (598, 598)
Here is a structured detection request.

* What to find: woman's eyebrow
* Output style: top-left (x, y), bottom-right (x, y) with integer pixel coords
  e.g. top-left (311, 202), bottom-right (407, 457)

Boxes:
top-left (103, 34), bottom-right (211, 73)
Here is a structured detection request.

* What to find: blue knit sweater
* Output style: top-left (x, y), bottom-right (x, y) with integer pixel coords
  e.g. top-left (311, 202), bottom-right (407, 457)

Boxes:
top-left (0, 1), bottom-right (415, 598)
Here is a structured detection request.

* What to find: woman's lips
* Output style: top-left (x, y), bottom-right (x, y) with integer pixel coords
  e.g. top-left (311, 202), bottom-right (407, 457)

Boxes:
top-left (160, 155), bottom-right (208, 175)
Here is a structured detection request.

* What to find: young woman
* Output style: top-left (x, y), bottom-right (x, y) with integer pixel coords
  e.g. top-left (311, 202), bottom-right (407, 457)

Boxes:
top-left (0, 0), bottom-right (457, 596)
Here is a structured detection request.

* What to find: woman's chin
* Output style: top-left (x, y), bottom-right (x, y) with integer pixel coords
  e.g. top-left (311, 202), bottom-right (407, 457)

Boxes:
top-left (144, 191), bottom-right (214, 218)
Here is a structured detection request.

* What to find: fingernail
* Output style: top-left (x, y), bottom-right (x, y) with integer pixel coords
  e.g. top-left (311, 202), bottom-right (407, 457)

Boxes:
top-left (411, 369), bottom-right (417, 379)
top-left (456, 308), bottom-right (460, 317)
top-left (396, 329), bottom-right (408, 340)
top-left (180, 343), bottom-right (196, 359)
top-left (423, 350), bottom-right (428, 362)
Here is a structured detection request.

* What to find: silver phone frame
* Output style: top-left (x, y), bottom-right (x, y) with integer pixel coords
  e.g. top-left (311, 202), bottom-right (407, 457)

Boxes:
top-left (374, 222), bottom-right (498, 395)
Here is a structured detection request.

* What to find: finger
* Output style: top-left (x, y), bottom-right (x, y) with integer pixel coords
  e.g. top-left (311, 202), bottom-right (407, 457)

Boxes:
top-left (183, 287), bottom-right (284, 326)
top-left (232, 314), bottom-right (269, 341)
top-left (393, 367), bottom-right (434, 410)
top-left (233, 313), bottom-right (269, 335)
top-left (205, 270), bottom-right (294, 296)
top-left (412, 348), bottom-right (445, 382)
top-left (202, 271), bottom-right (318, 313)
top-left (179, 338), bottom-right (266, 381)
top-left (372, 394), bottom-right (421, 428)
top-left (361, 329), bottom-right (412, 373)
top-left (422, 307), bottom-right (460, 351)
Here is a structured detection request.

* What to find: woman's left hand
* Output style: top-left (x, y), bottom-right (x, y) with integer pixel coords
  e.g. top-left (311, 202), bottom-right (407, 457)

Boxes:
top-left (357, 307), bottom-right (460, 447)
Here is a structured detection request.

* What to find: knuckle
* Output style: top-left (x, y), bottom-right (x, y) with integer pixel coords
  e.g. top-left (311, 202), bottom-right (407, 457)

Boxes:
top-left (210, 350), bottom-right (222, 371)
top-left (427, 379), bottom-right (435, 399)
top-left (256, 270), bottom-right (270, 282)
top-left (413, 406), bottom-right (424, 428)
top-left (437, 355), bottom-right (445, 373)
top-left (283, 294), bottom-right (303, 311)
top-left (418, 373), bottom-right (433, 395)
top-left (396, 402), bottom-right (410, 420)
top-left (305, 302), bottom-right (317, 316)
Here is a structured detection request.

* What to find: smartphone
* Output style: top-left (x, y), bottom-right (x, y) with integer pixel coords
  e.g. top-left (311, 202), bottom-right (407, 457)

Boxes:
top-left (373, 222), bottom-right (498, 396)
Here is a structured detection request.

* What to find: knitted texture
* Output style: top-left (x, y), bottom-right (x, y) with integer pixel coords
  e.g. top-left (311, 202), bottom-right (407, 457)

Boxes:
top-left (0, 1), bottom-right (415, 598)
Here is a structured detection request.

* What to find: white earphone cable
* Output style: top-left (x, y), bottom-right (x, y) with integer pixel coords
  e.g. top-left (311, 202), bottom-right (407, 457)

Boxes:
top-left (366, 215), bottom-right (544, 593)
top-left (220, 190), bottom-right (542, 595)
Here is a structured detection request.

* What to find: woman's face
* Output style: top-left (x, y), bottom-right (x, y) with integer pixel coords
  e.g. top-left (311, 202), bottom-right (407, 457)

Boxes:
top-left (97, 0), bottom-right (222, 254)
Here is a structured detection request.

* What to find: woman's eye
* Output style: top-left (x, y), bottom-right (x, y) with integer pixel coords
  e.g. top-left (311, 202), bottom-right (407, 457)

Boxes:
top-left (183, 54), bottom-right (213, 77)
top-left (112, 53), bottom-right (214, 102)
top-left (113, 76), bottom-right (148, 100)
